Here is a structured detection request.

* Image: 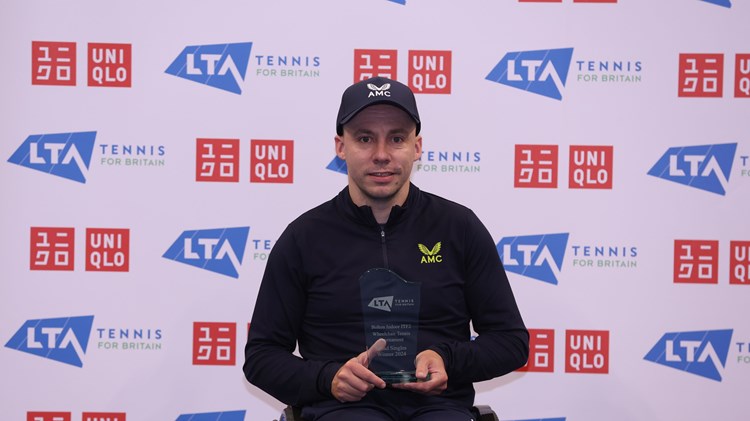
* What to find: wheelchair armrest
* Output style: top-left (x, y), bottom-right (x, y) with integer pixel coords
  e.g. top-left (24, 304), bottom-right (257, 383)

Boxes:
top-left (472, 405), bottom-right (499, 421)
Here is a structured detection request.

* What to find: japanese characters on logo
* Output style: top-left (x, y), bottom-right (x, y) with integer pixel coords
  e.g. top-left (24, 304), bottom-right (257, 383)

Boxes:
top-left (193, 322), bottom-right (236, 366)
top-left (674, 240), bottom-right (719, 284)
top-left (674, 240), bottom-right (750, 285)
top-left (354, 49), bottom-right (397, 80)
top-left (678, 53), bottom-right (723, 97)
top-left (518, 329), bottom-right (555, 373)
top-left (32, 42), bottom-right (131, 87)
top-left (28, 412), bottom-right (127, 421)
top-left (679, 54), bottom-right (749, 97)
top-left (196, 139), bottom-right (294, 183)
top-left (32, 41), bottom-right (76, 86)
top-left (30, 227), bottom-right (75, 271)
top-left (515, 145), bottom-right (558, 188)
top-left (196, 139), bottom-right (240, 182)
top-left (514, 145), bottom-right (613, 189)
top-left (353, 48), bottom-right (452, 94)
top-left (30, 227), bottom-right (130, 272)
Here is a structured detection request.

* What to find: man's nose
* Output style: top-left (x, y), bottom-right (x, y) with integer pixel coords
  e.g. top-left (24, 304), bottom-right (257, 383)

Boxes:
top-left (373, 139), bottom-right (390, 161)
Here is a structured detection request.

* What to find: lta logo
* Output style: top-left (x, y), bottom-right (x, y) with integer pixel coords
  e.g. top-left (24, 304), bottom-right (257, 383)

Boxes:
top-left (700, 0), bottom-right (732, 8)
top-left (648, 143), bottom-right (737, 195)
top-left (176, 411), bottom-right (245, 421)
top-left (166, 42), bottom-right (252, 94)
top-left (326, 156), bottom-right (348, 174)
top-left (644, 329), bottom-right (733, 381)
top-left (8, 131), bottom-right (96, 183)
top-left (163, 227), bottom-right (250, 278)
top-left (485, 48), bottom-right (574, 100)
top-left (5, 316), bottom-right (94, 367)
top-left (368, 296), bottom-right (394, 312)
top-left (497, 233), bottom-right (569, 285)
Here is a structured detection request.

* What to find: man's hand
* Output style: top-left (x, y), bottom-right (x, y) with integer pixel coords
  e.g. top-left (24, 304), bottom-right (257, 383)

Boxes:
top-left (331, 339), bottom-right (387, 402)
top-left (391, 349), bottom-right (448, 395)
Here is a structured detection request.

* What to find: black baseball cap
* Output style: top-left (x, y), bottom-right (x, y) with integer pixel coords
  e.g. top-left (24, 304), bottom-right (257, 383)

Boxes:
top-left (336, 76), bottom-right (421, 136)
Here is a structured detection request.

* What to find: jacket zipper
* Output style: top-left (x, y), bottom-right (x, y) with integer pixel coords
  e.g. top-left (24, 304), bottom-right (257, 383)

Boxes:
top-left (380, 225), bottom-right (389, 269)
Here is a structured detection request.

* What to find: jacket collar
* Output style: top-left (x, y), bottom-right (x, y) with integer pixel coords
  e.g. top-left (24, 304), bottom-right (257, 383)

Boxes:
top-left (336, 183), bottom-right (421, 227)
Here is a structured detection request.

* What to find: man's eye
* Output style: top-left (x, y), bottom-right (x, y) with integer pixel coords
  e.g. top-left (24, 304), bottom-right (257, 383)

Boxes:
top-left (392, 137), bottom-right (405, 143)
top-left (359, 136), bottom-right (372, 143)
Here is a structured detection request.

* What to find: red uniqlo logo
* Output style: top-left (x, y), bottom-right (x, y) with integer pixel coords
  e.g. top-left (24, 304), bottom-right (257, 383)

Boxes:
top-left (565, 330), bottom-right (609, 374)
top-left (569, 145), bottom-right (613, 189)
top-left (82, 413), bottom-right (126, 421)
top-left (514, 145), bottom-right (559, 188)
top-left (674, 240), bottom-right (719, 284)
top-left (32, 41), bottom-right (76, 86)
top-left (678, 53), bottom-right (724, 97)
top-left (408, 50), bottom-right (451, 94)
top-left (85, 228), bottom-right (130, 272)
top-left (193, 322), bottom-right (236, 365)
top-left (250, 140), bottom-right (294, 183)
top-left (88, 43), bottom-right (132, 87)
top-left (354, 49), bottom-right (397, 82)
top-left (27, 413), bottom-right (71, 421)
top-left (518, 329), bottom-right (555, 372)
top-left (730, 241), bottom-right (750, 285)
top-left (734, 54), bottom-right (750, 98)
top-left (196, 139), bottom-right (240, 182)
top-left (30, 227), bottom-right (75, 271)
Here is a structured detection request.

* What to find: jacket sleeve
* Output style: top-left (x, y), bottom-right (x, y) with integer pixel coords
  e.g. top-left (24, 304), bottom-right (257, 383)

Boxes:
top-left (242, 224), bottom-right (342, 406)
top-left (429, 211), bottom-right (529, 384)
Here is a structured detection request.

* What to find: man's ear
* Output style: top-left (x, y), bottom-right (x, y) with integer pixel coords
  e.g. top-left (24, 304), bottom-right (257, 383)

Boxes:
top-left (335, 135), bottom-right (345, 159)
top-left (413, 134), bottom-right (423, 161)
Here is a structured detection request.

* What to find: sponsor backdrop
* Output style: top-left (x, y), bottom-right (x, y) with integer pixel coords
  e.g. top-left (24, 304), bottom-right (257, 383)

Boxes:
top-left (1, 1), bottom-right (748, 420)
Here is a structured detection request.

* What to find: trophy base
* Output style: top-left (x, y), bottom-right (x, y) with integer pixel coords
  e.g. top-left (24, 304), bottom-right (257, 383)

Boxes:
top-left (376, 370), bottom-right (431, 385)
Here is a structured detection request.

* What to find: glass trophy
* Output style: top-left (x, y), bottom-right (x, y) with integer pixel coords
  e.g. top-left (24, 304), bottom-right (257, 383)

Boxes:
top-left (359, 268), bottom-right (422, 384)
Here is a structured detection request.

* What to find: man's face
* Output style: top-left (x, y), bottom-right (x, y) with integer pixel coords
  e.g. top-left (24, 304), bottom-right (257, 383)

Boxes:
top-left (335, 104), bottom-right (422, 208)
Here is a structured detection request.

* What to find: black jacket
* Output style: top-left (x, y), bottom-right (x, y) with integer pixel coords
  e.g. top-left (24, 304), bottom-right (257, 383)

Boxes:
top-left (243, 184), bottom-right (528, 408)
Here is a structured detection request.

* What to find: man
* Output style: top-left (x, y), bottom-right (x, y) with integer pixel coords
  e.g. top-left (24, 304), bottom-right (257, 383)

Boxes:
top-left (244, 76), bottom-right (528, 420)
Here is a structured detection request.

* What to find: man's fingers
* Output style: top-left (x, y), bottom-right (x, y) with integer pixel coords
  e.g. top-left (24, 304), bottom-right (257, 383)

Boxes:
top-left (332, 357), bottom-right (386, 403)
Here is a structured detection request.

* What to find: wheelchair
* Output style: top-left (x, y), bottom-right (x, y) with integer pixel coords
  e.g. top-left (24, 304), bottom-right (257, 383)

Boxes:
top-left (278, 404), bottom-right (499, 421)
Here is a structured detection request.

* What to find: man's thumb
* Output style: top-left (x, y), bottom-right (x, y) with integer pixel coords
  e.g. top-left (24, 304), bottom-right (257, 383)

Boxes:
top-left (359, 338), bottom-right (387, 366)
